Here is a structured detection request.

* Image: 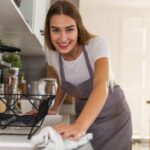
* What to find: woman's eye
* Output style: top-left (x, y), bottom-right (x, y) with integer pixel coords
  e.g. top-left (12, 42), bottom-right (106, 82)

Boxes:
top-left (51, 29), bottom-right (59, 33)
top-left (66, 28), bottom-right (74, 32)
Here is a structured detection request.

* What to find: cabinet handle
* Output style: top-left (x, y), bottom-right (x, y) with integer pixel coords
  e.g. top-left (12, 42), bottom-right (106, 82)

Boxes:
top-left (40, 30), bottom-right (44, 36)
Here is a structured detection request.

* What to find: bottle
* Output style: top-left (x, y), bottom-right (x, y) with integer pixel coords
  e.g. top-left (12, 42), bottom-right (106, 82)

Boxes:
top-left (0, 83), bottom-right (6, 113)
top-left (18, 72), bottom-right (27, 94)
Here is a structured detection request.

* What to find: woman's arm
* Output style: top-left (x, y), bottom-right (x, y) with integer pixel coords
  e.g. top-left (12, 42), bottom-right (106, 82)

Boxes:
top-left (48, 79), bottom-right (66, 114)
top-left (75, 57), bottom-right (109, 130)
top-left (54, 57), bottom-right (109, 140)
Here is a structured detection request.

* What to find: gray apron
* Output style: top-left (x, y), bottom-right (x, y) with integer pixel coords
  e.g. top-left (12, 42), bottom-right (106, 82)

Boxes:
top-left (59, 47), bottom-right (132, 150)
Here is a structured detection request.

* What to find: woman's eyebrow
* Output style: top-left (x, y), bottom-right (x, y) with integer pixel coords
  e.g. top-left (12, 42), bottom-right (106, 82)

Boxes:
top-left (50, 26), bottom-right (59, 29)
top-left (65, 25), bottom-right (76, 29)
top-left (50, 25), bottom-right (76, 29)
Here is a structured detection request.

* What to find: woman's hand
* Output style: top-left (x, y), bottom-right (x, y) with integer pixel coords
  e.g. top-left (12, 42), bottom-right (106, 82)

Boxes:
top-left (53, 123), bottom-right (86, 141)
top-left (47, 106), bottom-right (57, 115)
top-left (47, 109), bottom-right (57, 115)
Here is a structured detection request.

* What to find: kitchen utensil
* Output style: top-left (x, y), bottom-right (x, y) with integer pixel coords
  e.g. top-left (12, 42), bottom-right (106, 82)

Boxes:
top-left (0, 99), bottom-right (6, 113)
top-left (15, 99), bottom-right (33, 114)
top-left (38, 78), bottom-right (57, 96)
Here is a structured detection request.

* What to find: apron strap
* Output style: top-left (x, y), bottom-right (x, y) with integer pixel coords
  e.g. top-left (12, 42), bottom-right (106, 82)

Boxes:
top-left (59, 46), bottom-right (93, 82)
top-left (59, 54), bottom-right (66, 81)
top-left (82, 46), bottom-right (93, 79)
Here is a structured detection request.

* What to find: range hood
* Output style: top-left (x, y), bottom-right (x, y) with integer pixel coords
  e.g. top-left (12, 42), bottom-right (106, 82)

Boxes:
top-left (0, 0), bottom-right (44, 56)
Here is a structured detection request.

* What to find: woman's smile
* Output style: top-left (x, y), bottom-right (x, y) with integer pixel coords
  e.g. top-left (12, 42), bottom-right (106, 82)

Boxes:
top-left (57, 42), bottom-right (70, 49)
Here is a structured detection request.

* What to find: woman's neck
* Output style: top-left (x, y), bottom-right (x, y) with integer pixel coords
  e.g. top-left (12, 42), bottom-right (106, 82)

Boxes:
top-left (62, 45), bottom-right (82, 61)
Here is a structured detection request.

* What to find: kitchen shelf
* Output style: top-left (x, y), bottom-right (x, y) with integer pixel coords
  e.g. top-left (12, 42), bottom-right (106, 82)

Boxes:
top-left (0, 45), bottom-right (21, 53)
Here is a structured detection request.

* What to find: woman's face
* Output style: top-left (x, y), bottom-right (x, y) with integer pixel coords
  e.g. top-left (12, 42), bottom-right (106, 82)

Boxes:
top-left (49, 14), bottom-right (78, 55)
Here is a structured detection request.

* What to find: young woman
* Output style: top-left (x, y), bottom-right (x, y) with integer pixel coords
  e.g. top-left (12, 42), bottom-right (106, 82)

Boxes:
top-left (44, 1), bottom-right (132, 150)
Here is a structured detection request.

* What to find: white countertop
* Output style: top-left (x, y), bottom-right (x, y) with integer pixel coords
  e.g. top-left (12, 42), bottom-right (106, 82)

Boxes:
top-left (0, 135), bottom-right (93, 150)
top-left (0, 115), bottom-right (66, 149)
top-left (0, 135), bottom-right (32, 149)
top-left (0, 115), bottom-right (93, 150)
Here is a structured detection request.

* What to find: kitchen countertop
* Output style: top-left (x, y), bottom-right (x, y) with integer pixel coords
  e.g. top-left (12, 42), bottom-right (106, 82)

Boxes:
top-left (0, 115), bottom-right (93, 150)
top-left (0, 135), bottom-right (93, 150)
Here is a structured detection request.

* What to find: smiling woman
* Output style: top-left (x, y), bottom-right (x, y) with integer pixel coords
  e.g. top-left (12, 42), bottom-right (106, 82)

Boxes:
top-left (43, 1), bottom-right (132, 150)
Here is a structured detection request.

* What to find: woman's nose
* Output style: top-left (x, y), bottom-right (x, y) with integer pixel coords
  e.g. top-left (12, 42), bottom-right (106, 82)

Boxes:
top-left (59, 31), bottom-right (67, 41)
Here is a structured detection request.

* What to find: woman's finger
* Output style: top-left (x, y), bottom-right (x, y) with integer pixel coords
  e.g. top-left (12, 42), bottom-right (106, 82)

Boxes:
top-left (54, 124), bottom-right (70, 132)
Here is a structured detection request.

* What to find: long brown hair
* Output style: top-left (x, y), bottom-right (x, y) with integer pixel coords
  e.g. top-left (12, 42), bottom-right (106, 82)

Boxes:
top-left (44, 0), bottom-right (94, 51)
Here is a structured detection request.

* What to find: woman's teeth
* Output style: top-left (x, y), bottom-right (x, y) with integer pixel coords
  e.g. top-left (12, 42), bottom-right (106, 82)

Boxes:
top-left (58, 43), bottom-right (70, 48)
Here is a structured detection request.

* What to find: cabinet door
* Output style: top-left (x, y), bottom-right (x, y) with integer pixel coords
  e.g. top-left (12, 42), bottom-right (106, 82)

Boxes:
top-left (32, 0), bottom-right (48, 46)
top-left (19, 0), bottom-right (49, 46)
top-left (19, 0), bottom-right (34, 29)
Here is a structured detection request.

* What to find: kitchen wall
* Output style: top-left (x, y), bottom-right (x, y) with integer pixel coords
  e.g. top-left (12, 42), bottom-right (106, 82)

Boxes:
top-left (20, 55), bottom-right (47, 84)
top-left (51, 0), bottom-right (79, 7)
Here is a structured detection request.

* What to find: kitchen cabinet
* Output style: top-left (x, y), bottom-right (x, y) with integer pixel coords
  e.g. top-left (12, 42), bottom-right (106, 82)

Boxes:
top-left (19, 0), bottom-right (50, 47)
top-left (0, 0), bottom-right (46, 56)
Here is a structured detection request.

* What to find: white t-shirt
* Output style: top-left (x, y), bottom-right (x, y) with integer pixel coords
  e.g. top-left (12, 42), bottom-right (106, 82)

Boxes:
top-left (44, 37), bottom-right (114, 86)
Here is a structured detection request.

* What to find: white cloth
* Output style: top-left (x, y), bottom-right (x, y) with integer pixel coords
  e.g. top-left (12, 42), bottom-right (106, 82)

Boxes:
top-left (44, 36), bottom-right (113, 86)
top-left (31, 126), bottom-right (93, 150)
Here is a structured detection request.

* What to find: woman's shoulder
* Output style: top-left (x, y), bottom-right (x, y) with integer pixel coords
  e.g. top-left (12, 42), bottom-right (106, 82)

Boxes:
top-left (85, 36), bottom-right (110, 60)
top-left (87, 36), bottom-right (107, 47)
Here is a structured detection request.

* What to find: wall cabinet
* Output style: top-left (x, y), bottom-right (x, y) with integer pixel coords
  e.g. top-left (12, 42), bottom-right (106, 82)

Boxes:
top-left (19, 0), bottom-right (50, 47)
top-left (0, 0), bottom-right (48, 56)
